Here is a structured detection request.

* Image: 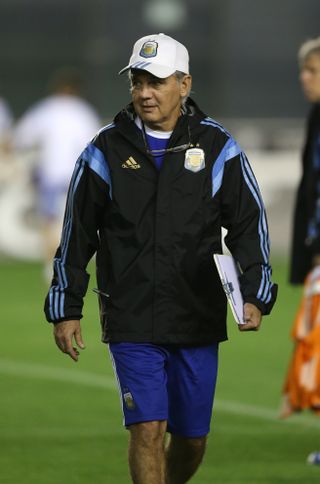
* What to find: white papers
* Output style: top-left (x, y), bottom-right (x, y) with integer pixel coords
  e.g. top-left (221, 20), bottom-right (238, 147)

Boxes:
top-left (213, 254), bottom-right (245, 325)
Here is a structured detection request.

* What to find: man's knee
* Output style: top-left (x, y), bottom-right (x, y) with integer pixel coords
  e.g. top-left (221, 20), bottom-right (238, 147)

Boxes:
top-left (185, 436), bottom-right (207, 448)
top-left (169, 434), bottom-right (207, 457)
top-left (129, 420), bottom-right (167, 448)
top-left (166, 435), bottom-right (208, 483)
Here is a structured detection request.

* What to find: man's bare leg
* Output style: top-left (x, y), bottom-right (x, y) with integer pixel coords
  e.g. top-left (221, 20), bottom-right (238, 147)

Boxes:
top-left (166, 434), bottom-right (207, 483)
top-left (128, 420), bottom-right (167, 484)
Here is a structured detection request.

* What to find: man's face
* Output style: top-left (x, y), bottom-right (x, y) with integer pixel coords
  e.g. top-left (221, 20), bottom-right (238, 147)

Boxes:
top-left (300, 53), bottom-right (320, 103)
top-left (130, 70), bottom-right (191, 131)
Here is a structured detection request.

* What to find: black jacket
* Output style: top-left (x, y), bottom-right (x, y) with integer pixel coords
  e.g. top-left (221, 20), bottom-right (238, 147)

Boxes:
top-left (44, 99), bottom-right (277, 344)
top-left (290, 103), bottom-right (320, 284)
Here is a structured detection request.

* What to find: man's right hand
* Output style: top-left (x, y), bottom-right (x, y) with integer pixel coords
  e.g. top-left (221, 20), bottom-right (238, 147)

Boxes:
top-left (53, 320), bottom-right (85, 362)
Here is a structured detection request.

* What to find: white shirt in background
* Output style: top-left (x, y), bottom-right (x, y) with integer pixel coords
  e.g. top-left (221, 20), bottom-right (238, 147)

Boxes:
top-left (14, 94), bottom-right (101, 188)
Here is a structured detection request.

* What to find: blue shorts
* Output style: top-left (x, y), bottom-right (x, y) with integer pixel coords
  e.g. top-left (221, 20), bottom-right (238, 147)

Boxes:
top-left (108, 342), bottom-right (219, 438)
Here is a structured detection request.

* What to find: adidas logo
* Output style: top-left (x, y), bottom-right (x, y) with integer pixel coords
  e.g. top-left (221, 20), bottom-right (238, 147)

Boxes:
top-left (122, 157), bottom-right (141, 169)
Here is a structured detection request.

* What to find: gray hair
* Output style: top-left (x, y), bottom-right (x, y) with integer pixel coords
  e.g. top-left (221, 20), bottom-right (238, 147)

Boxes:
top-left (298, 37), bottom-right (320, 66)
top-left (174, 71), bottom-right (191, 104)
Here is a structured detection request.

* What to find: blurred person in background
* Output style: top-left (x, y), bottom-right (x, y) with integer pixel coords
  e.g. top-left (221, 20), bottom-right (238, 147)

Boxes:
top-left (44, 34), bottom-right (277, 483)
top-left (14, 68), bottom-right (100, 280)
top-left (0, 94), bottom-right (13, 184)
top-left (290, 37), bottom-right (320, 286)
top-left (281, 38), bottom-right (320, 455)
top-left (0, 95), bottom-right (13, 153)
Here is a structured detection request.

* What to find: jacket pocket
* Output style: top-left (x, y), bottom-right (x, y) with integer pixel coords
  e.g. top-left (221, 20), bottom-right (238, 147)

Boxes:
top-left (93, 288), bottom-right (110, 333)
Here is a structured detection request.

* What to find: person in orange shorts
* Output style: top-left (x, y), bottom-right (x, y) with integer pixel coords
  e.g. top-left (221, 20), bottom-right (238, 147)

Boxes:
top-left (281, 35), bottom-right (320, 464)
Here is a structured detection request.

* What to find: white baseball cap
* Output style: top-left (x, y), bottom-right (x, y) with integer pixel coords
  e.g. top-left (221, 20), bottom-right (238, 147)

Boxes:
top-left (119, 33), bottom-right (189, 78)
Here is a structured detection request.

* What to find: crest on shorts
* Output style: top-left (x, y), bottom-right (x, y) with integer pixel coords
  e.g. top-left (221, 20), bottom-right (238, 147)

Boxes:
top-left (123, 388), bottom-right (136, 410)
top-left (140, 41), bottom-right (158, 58)
top-left (184, 148), bottom-right (205, 173)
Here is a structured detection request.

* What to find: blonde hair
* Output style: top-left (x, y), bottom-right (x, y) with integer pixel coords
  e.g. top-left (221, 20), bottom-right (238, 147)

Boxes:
top-left (298, 37), bottom-right (320, 66)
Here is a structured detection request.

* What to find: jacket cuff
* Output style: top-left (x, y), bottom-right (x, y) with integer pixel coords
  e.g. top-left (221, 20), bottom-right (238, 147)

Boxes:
top-left (49, 315), bottom-right (83, 324)
top-left (244, 284), bottom-right (278, 316)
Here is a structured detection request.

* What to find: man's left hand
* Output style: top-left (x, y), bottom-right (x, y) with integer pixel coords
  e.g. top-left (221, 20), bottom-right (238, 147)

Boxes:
top-left (238, 303), bottom-right (262, 332)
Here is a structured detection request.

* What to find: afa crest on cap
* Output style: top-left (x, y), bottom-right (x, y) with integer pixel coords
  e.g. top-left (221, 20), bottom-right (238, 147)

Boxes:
top-left (139, 41), bottom-right (158, 58)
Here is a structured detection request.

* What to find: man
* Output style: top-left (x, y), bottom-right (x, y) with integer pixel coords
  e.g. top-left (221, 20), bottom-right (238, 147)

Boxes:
top-left (290, 37), bottom-right (320, 284)
top-left (44, 34), bottom-right (277, 483)
top-left (283, 37), bottom-right (320, 464)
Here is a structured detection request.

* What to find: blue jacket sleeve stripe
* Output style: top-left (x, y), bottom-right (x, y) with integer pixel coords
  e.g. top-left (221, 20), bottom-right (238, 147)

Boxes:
top-left (53, 259), bottom-right (64, 319)
top-left (264, 282), bottom-right (273, 304)
top-left (260, 265), bottom-right (273, 304)
top-left (240, 153), bottom-right (270, 263)
top-left (239, 153), bottom-right (273, 303)
top-left (240, 153), bottom-right (273, 303)
top-left (259, 266), bottom-right (272, 303)
top-left (48, 157), bottom-right (86, 319)
top-left (241, 153), bottom-right (270, 253)
top-left (211, 141), bottom-right (229, 197)
top-left (61, 143), bottom-right (112, 261)
top-left (61, 158), bottom-right (85, 257)
top-left (212, 134), bottom-right (273, 306)
top-left (49, 144), bottom-right (112, 320)
top-left (225, 140), bottom-right (242, 161)
top-left (264, 267), bottom-right (272, 300)
top-left (211, 137), bottom-right (242, 197)
top-left (49, 289), bottom-right (54, 320)
top-left (97, 122), bottom-right (115, 135)
top-left (201, 117), bottom-right (230, 136)
top-left (82, 143), bottom-right (113, 199)
top-left (49, 159), bottom-right (84, 319)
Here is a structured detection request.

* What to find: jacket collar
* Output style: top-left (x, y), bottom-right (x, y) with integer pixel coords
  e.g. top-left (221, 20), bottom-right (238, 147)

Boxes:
top-left (114, 97), bottom-right (207, 147)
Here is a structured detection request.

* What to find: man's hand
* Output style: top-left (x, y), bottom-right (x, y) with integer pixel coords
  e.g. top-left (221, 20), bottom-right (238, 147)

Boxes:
top-left (53, 320), bottom-right (85, 362)
top-left (238, 303), bottom-right (262, 332)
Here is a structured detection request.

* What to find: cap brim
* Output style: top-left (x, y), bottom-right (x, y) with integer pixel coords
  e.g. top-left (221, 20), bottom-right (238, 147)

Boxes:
top-left (118, 65), bottom-right (131, 75)
top-left (118, 63), bottom-right (175, 79)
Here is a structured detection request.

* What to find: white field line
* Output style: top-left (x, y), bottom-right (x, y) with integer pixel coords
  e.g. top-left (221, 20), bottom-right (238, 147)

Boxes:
top-left (1, 426), bottom-right (125, 439)
top-left (0, 357), bottom-right (115, 389)
top-left (214, 399), bottom-right (320, 429)
top-left (1, 358), bottom-right (320, 430)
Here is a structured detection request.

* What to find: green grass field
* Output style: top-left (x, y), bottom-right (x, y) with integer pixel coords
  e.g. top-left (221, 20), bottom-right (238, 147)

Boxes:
top-left (1, 258), bottom-right (320, 483)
